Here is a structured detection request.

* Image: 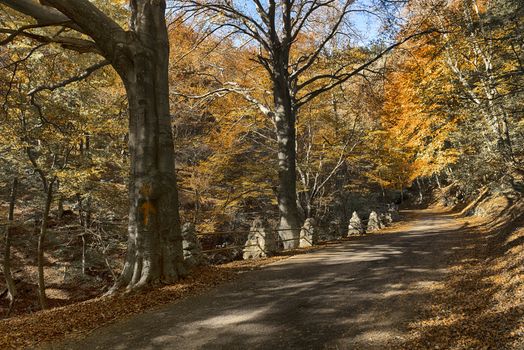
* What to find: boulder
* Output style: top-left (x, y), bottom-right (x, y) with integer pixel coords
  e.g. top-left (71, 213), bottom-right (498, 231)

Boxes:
top-left (347, 211), bottom-right (366, 236)
top-left (299, 218), bottom-right (316, 248)
top-left (367, 211), bottom-right (382, 232)
top-left (207, 247), bottom-right (242, 265)
top-left (243, 218), bottom-right (278, 259)
top-left (317, 221), bottom-right (342, 242)
top-left (387, 203), bottom-right (401, 221)
top-left (388, 203), bottom-right (399, 212)
top-left (182, 223), bottom-right (205, 267)
top-left (381, 212), bottom-right (393, 225)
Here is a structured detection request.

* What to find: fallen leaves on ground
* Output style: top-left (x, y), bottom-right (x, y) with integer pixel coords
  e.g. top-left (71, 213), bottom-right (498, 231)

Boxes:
top-left (392, 200), bottom-right (524, 350)
top-left (0, 251), bottom-right (318, 349)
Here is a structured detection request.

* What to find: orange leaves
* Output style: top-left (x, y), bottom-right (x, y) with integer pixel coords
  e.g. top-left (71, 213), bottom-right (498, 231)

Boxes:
top-left (371, 33), bottom-right (461, 188)
top-left (168, 21), bottom-right (276, 228)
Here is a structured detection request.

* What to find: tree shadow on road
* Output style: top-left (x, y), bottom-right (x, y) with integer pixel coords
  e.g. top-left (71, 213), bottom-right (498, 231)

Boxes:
top-left (60, 211), bottom-right (497, 350)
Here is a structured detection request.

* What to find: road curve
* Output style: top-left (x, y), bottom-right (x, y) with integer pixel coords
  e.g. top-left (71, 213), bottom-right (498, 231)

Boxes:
top-left (50, 210), bottom-right (474, 350)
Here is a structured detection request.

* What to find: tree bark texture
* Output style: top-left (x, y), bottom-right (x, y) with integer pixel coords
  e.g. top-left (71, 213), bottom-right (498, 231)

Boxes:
top-left (37, 179), bottom-right (54, 310)
top-left (272, 56), bottom-right (301, 249)
top-left (3, 178), bottom-right (18, 316)
top-left (109, 1), bottom-right (186, 291)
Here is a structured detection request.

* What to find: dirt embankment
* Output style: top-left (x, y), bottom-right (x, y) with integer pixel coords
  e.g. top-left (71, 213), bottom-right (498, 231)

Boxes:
top-left (399, 190), bottom-right (524, 349)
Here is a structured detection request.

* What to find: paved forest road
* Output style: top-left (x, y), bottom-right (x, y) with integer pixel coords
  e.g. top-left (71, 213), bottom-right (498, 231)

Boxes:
top-left (53, 210), bottom-right (474, 350)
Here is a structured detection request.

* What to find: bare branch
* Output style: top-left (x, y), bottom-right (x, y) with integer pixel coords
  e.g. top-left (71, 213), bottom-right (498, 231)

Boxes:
top-left (290, 1), bottom-right (353, 81)
top-left (0, 0), bottom-right (74, 27)
top-left (173, 78), bottom-right (274, 117)
top-left (296, 29), bottom-right (442, 108)
top-left (1, 0), bottom-right (126, 58)
top-left (0, 27), bottom-right (100, 54)
top-left (179, 1), bottom-right (272, 51)
top-left (2, 43), bottom-right (48, 118)
top-left (28, 60), bottom-right (110, 96)
top-left (0, 22), bottom-right (67, 46)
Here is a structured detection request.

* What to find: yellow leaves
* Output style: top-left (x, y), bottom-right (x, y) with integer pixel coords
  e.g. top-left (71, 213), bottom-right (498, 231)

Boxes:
top-left (372, 36), bottom-right (463, 187)
top-left (56, 168), bottom-right (101, 182)
top-left (168, 22), bottom-right (275, 226)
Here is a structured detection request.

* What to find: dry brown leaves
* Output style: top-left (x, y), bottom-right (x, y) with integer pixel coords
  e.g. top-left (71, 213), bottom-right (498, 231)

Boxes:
top-left (394, 200), bottom-right (524, 350)
top-left (0, 253), bottom-right (306, 349)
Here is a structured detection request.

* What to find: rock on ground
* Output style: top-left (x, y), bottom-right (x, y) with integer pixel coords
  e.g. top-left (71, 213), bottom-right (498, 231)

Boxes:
top-left (243, 218), bottom-right (278, 259)
top-left (182, 223), bottom-right (205, 267)
top-left (347, 211), bottom-right (366, 236)
top-left (367, 211), bottom-right (381, 232)
top-left (299, 218), bottom-right (316, 248)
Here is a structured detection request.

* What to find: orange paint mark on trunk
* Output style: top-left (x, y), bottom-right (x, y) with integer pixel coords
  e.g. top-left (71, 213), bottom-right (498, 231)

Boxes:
top-left (141, 201), bottom-right (157, 225)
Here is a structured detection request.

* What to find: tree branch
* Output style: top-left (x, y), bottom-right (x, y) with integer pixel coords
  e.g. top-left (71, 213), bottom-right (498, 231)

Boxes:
top-left (28, 60), bottom-right (110, 96)
top-left (296, 29), bottom-right (442, 107)
top-left (0, 22), bottom-right (66, 46)
top-left (0, 27), bottom-right (100, 54)
top-left (173, 82), bottom-right (273, 117)
top-left (290, 1), bottom-right (353, 81)
top-left (1, 0), bottom-right (126, 59)
top-left (0, 0), bottom-right (75, 27)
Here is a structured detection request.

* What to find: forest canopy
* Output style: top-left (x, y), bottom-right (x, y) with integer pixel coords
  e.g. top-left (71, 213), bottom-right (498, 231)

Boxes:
top-left (0, 0), bottom-right (522, 314)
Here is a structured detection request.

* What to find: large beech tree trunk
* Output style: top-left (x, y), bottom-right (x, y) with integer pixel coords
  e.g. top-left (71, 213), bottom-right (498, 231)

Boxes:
top-left (273, 60), bottom-right (301, 249)
top-left (110, 1), bottom-right (186, 291)
top-left (0, 0), bottom-right (186, 292)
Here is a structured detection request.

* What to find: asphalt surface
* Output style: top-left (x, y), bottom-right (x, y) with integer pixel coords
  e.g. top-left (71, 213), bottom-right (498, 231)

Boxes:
top-left (51, 210), bottom-right (473, 350)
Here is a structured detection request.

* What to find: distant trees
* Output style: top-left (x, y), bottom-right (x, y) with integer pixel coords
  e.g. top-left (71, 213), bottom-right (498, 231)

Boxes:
top-left (176, 0), bottom-right (422, 247)
top-left (296, 74), bottom-right (381, 219)
top-left (377, 0), bottom-right (523, 195)
top-left (169, 18), bottom-right (392, 233)
top-left (370, 37), bottom-right (459, 194)
top-left (427, 0), bottom-right (520, 170)
top-left (0, 19), bottom-right (130, 301)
